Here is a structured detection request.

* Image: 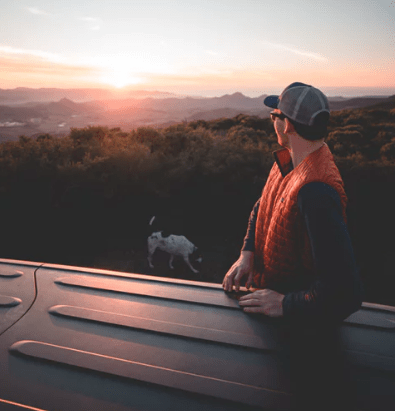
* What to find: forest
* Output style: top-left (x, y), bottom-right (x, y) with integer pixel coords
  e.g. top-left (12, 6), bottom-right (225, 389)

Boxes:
top-left (0, 97), bottom-right (394, 306)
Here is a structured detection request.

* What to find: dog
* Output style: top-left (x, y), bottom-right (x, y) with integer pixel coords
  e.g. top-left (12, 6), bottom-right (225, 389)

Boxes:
top-left (147, 217), bottom-right (202, 273)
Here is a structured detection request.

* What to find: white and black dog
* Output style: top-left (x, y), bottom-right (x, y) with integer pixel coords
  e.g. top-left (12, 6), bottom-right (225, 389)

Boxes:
top-left (147, 216), bottom-right (202, 273)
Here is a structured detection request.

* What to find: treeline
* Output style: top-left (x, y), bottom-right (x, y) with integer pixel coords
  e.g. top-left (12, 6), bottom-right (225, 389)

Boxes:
top-left (0, 101), bottom-right (394, 305)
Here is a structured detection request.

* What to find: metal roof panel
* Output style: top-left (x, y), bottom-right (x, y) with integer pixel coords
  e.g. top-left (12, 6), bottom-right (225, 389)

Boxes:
top-left (0, 260), bottom-right (394, 410)
top-left (0, 261), bottom-right (40, 335)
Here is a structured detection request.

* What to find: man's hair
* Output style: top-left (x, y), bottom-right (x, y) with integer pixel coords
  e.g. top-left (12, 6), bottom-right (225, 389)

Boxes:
top-left (287, 111), bottom-right (330, 141)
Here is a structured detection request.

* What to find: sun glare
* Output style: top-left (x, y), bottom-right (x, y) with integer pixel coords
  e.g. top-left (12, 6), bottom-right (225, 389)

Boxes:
top-left (90, 54), bottom-right (175, 90)
top-left (100, 67), bottom-right (142, 88)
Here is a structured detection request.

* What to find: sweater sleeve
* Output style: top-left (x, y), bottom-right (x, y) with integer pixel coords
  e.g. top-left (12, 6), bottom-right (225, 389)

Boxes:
top-left (241, 199), bottom-right (260, 252)
top-left (282, 182), bottom-right (363, 323)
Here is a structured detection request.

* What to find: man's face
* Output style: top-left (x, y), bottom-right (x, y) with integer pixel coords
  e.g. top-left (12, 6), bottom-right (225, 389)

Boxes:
top-left (272, 109), bottom-right (289, 149)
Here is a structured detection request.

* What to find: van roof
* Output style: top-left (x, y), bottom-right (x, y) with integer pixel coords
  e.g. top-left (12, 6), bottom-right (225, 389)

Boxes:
top-left (1, 259), bottom-right (394, 410)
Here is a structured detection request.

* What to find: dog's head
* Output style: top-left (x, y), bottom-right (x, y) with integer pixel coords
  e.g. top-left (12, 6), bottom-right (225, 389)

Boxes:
top-left (148, 231), bottom-right (162, 241)
top-left (191, 246), bottom-right (203, 263)
top-left (148, 216), bottom-right (173, 238)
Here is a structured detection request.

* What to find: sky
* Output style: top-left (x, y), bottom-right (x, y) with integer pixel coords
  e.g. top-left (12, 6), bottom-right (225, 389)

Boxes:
top-left (0, 0), bottom-right (394, 97)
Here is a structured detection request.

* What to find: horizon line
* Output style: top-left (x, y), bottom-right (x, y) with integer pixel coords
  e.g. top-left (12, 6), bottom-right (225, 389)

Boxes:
top-left (1, 85), bottom-right (395, 100)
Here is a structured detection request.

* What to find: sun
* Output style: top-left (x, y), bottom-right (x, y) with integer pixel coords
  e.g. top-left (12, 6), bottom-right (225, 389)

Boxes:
top-left (99, 66), bottom-right (142, 89)
top-left (92, 53), bottom-right (174, 89)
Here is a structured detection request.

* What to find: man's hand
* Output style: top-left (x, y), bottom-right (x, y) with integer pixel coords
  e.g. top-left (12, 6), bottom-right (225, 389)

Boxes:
top-left (222, 251), bottom-right (254, 292)
top-left (238, 289), bottom-right (284, 317)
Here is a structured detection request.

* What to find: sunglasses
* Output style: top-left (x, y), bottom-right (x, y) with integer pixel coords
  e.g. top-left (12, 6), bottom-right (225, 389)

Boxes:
top-left (270, 111), bottom-right (287, 122)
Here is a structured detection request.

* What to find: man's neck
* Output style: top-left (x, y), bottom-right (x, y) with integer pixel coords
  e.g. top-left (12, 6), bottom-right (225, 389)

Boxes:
top-left (287, 133), bottom-right (325, 168)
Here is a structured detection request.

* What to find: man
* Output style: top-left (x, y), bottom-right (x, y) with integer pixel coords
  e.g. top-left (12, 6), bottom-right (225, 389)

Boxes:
top-left (222, 82), bottom-right (362, 410)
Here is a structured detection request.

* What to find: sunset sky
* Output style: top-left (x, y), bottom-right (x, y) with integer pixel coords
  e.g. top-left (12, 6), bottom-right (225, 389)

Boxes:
top-left (1, 0), bottom-right (395, 97)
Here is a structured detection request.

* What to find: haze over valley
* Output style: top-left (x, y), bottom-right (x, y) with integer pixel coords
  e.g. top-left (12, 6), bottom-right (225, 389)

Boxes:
top-left (1, 87), bottom-right (393, 141)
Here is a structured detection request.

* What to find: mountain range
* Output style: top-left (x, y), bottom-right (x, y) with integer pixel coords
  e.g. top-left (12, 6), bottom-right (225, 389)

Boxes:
top-left (0, 88), bottom-right (393, 141)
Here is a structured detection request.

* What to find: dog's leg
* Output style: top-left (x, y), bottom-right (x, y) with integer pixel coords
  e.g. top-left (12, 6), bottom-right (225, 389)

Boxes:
top-left (147, 243), bottom-right (157, 269)
top-left (183, 255), bottom-right (199, 273)
top-left (169, 254), bottom-right (175, 270)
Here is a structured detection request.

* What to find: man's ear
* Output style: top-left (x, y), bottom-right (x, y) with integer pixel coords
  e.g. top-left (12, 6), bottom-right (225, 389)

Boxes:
top-left (284, 118), bottom-right (295, 134)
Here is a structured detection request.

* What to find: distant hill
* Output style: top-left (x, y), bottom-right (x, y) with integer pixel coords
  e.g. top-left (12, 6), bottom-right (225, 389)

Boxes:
top-left (0, 98), bottom-right (96, 121)
top-left (1, 89), bottom-right (394, 141)
top-left (328, 96), bottom-right (395, 111)
top-left (0, 105), bottom-right (43, 122)
top-left (187, 107), bottom-right (269, 121)
top-left (0, 88), bottom-right (177, 105)
top-left (0, 98), bottom-right (104, 141)
top-left (364, 95), bottom-right (395, 110)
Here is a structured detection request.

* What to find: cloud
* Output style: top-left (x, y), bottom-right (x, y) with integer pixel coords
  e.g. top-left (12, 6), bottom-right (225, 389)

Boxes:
top-left (78, 17), bottom-right (102, 31)
top-left (0, 52), bottom-right (103, 88)
top-left (134, 68), bottom-right (270, 89)
top-left (0, 45), bottom-right (64, 63)
top-left (0, 56), bottom-right (96, 76)
top-left (25, 7), bottom-right (50, 16)
top-left (262, 41), bottom-right (328, 62)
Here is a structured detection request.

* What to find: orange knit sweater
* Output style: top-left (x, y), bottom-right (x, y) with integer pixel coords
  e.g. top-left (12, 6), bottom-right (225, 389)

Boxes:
top-left (253, 143), bottom-right (347, 290)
